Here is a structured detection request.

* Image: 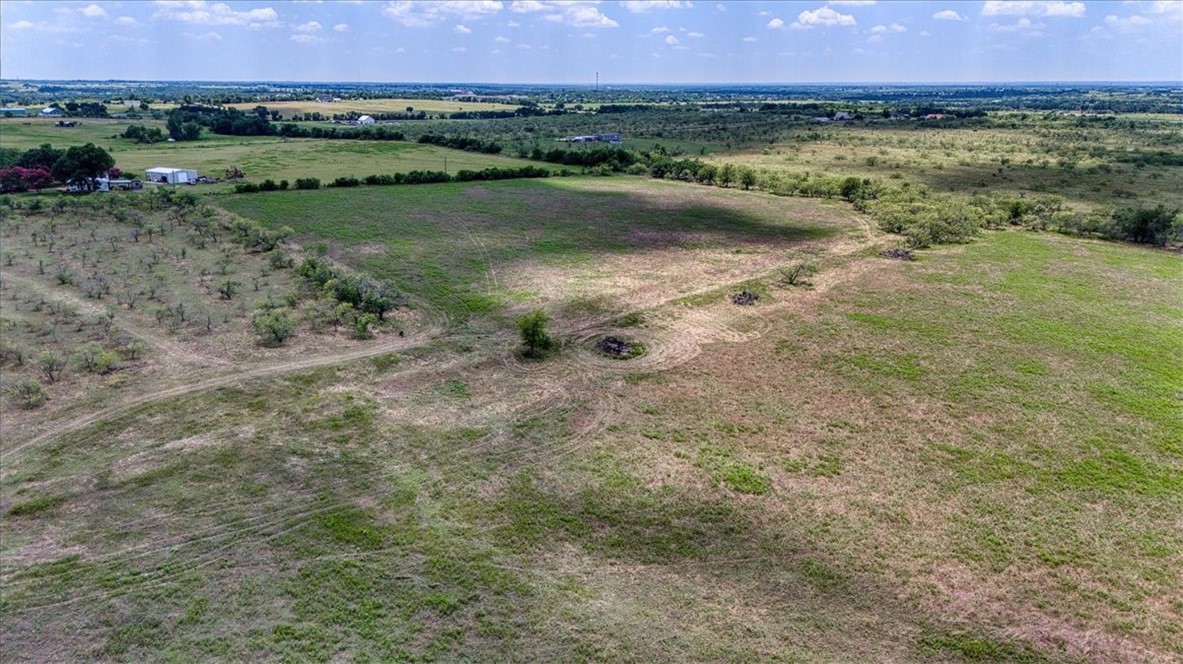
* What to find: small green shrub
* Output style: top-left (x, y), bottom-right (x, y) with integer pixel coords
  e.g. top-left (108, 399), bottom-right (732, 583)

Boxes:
top-left (251, 308), bottom-right (296, 347)
top-left (4, 377), bottom-right (48, 409)
top-left (516, 309), bottom-right (554, 358)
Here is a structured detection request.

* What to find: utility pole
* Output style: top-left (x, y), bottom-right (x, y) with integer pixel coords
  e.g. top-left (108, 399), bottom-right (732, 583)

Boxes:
top-left (595, 72), bottom-right (599, 91)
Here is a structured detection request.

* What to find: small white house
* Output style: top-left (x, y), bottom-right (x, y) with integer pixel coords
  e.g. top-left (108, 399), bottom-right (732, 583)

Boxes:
top-left (145, 167), bottom-right (198, 184)
top-left (39, 107), bottom-right (64, 118)
top-left (356, 115), bottom-right (375, 125)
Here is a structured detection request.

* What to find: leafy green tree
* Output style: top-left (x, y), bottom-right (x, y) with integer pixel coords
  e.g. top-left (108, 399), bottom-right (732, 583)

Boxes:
top-left (516, 309), bottom-right (553, 358)
top-left (36, 350), bottom-right (67, 383)
top-left (51, 143), bottom-right (114, 192)
top-left (4, 378), bottom-right (48, 409)
top-left (738, 166), bottom-right (758, 190)
top-left (17, 144), bottom-right (64, 171)
top-left (251, 308), bottom-right (296, 347)
top-left (73, 342), bottom-right (116, 373)
top-left (1108, 205), bottom-right (1180, 246)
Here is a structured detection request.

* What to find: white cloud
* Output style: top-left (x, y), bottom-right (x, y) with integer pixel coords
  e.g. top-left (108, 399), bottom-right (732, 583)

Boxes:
top-left (79, 4), bottom-right (108, 18)
top-left (115, 16), bottom-right (138, 25)
top-left (384, 0), bottom-right (504, 27)
top-left (108, 34), bottom-right (152, 45)
top-left (154, 2), bottom-right (281, 28)
top-left (183, 30), bottom-right (224, 40)
top-left (790, 6), bottom-right (856, 28)
top-left (664, 34), bottom-right (679, 44)
top-left (767, 17), bottom-right (785, 28)
top-left (454, 23), bottom-right (472, 33)
top-left (334, 22), bottom-right (350, 31)
top-left (543, 5), bottom-right (619, 27)
top-left (508, 0), bottom-right (618, 26)
top-left (650, 25), bottom-right (670, 33)
top-left (981, 1), bottom-right (1085, 18)
top-left (871, 22), bottom-right (906, 33)
top-left (9, 19), bottom-right (83, 33)
top-left (516, 42), bottom-right (531, 48)
top-left (452, 46), bottom-right (467, 51)
top-left (714, 3), bottom-right (724, 11)
top-left (295, 21), bottom-right (322, 32)
top-left (828, 1), bottom-right (876, 4)
top-left (687, 30), bottom-right (703, 37)
top-left (989, 17), bottom-right (1045, 33)
top-left (620, 0), bottom-right (691, 12)
top-left (741, 35), bottom-right (757, 41)
top-left (1147, 1), bottom-right (1183, 14)
top-left (932, 9), bottom-right (966, 20)
top-left (290, 32), bottom-right (324, 42)
top-left (494, 34), bottom-right (510, 41)
top-left (1102, 13), bottom-right (1153, 31)
top-left (919, 29), bottom-right (930, 36)
top-left (507, 19), bottom-right (520, 26)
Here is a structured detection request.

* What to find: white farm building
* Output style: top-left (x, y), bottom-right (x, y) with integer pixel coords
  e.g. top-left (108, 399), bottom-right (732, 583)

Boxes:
top-left (145, 167), bottom-right (198, 184)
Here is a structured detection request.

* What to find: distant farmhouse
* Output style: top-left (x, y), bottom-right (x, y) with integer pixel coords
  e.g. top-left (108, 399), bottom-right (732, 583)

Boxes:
top-left (559, 132), bottom-right (623, 145)
top-left (39, 107), bottom-right (64, 118)
top-left (1, 107), bottom-right (27, 117)
top-left (356, 115), bottom-right (375, 125)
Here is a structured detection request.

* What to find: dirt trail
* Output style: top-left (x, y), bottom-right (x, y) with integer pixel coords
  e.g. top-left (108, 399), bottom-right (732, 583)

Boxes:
top-left (3, 209), bottom-right (886, 470)
top-left (1, 304), bottom-right (448, 466)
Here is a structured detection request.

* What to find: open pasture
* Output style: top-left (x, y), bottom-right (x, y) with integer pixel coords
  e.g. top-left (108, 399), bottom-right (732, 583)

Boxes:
top-left (1, 118), bottom-right (559, 186)
top-left (2, 171), bottom-right (1179, 661)
top-left (226, 97), bottom-right (523, 118)
top-left (218, 178), bottom-right (853, 319)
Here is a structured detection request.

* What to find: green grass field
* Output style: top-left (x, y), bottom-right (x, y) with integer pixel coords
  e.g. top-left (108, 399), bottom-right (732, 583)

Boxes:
top-left (1, 118), bottom-right (558, 186)
top-left (3, 183), bottom-right (1178, 660)
top-left (226, 98), bottom-right (523, 117)
top-left (217, 178), bottom-right (846, 319)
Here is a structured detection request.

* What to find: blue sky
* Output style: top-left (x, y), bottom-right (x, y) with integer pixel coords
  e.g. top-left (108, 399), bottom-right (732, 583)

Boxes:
top-left (1, 1), bottom-right (1180, 83)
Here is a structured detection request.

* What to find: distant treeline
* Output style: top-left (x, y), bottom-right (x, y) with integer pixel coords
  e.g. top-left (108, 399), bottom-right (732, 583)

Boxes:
top-left (416, 134), bottom-right (503, 153)
top-left (233, 165), bottom-right (551, 194)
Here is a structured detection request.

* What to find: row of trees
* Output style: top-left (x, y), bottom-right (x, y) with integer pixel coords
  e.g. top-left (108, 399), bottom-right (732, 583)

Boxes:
top-left (232, 166), bottom-right (552, 195)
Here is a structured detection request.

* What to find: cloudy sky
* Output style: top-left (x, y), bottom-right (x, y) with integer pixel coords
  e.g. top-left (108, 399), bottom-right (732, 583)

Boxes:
top-left (0, 1), bottom-right (1179, 83)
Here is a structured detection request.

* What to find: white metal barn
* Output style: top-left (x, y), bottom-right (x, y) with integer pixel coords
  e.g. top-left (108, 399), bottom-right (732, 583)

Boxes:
top-left (145, 167), bottom-right (198, 184)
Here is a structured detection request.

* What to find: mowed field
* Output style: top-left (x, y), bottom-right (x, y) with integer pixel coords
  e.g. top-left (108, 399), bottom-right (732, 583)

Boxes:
top-left (226, 98), bottom-right (523, 117)
top-left (0, 118), bottom-right (557, 185)
top-left (219, 178), bottom-right (851, 318)
top-left (1, 177), bottom-right (1180, 662)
